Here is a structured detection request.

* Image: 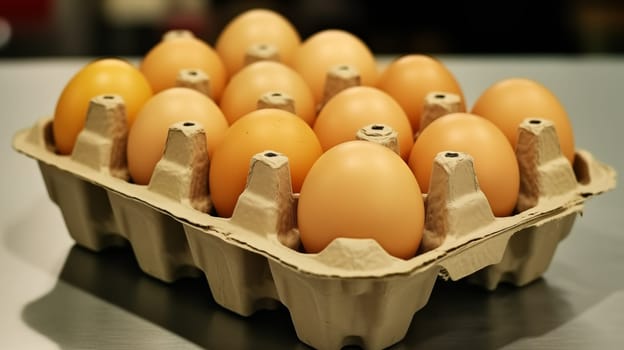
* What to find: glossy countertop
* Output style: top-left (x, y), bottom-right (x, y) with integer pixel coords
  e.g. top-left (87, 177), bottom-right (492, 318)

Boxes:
top-left (1, 56), bottom-right (623, 349)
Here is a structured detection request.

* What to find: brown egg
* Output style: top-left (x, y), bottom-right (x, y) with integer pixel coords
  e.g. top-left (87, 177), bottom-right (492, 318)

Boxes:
top-left (127, 87), bottom-right (228, 185)
top-left (209, 108), bottom-right (322, 218)
top-left (313, 86), bottom-right (414, 160)
top-left (219, 61), bottom-right (316, 125)
top-left (139, 32), bottom-right (227, 101)
top-left (292, 29), bottom-right (379, 105)
top-left (471, 77), bottom-right (575, 164)
top-left (215, 8), bottom-right (301, 77)
top-left (298, 140), bottom-right (425, 259)
top-left (377, 54), bottom-right (465, 133)
top-left (408, 113), bottom-right (520, 217)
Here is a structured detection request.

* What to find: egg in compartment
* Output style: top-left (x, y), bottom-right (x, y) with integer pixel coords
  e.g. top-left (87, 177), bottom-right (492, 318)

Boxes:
top-left (139, 30), bottom-right (227, 101)
top-left (297, 140), bottom-right (425, 260)
top-left (53, 58), bottom-right (153, 155)
top-left (219, 61), bottom-right (316, 125)
top-left (292, 29), bottom-right (379, 105)
top-left (377, 54), bottom-right (466, 133)
top-left (471, 77), bottom-right (575, 164)
top-left (313, 86), bottom-right (414, 160)
top-left (209, 108), bottom-right (323, 218)
top-left (127, 87), bottom-right (229, 185)
top-left (215, 8), bottom-right (302, 77)
top-left (408, 113), bottom-right (520, 217)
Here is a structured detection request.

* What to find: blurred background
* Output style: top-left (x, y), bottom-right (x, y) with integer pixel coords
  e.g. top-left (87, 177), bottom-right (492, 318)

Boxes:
top-left (1, 0), bottom-right (623, 57)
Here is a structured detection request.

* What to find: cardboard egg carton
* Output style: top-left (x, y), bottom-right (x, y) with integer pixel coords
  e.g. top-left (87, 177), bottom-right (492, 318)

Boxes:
top-left (12, 94), bottom-right (616, 350)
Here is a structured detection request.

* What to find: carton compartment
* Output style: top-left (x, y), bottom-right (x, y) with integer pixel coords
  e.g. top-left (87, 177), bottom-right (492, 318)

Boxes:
top-left (108, 190), bottom-right (201, 282)
top-left (468, 209), bottom-right (577, 290)
top-left (269, 258), bottom-right (440, 350)
top-left (185, 223), bottom-right (281, 316)
top-left (39, 161), bottom-right (127, 251)
top-left (11, 92), bottom-right (616, 350)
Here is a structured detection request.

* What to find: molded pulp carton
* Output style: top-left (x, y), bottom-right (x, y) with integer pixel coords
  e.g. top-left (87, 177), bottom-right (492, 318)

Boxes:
top-left (12, 94), bottom-right (616, 350)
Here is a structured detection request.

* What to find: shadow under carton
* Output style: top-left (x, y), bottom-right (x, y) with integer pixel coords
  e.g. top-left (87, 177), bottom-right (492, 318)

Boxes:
top-left (11, 95), bottom-right (616, 350)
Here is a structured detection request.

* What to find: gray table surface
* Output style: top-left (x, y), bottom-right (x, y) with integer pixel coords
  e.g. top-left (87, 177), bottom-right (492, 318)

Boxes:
top-left (1, 56), bottom-right (622, 349)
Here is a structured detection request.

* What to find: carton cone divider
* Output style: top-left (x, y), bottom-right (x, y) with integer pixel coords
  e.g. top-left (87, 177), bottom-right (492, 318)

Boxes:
top-left (356, 123), bottom-right (400, 155)
top-left (256, 91), bottom-right (296, 114)
top-left (418, 91), bottom-right (462, 135)
top-left (176, 68), bottom-right (212, 98)
top-left (421, 151), bottom-right (495, 251)
top-left (318, 64), bottom-right (360, 112)
top-left (244, 43), bottom-right (280, 66)
top-left (231, 151), bottom-right (298, 248)
top-left (71, 94), bottom-right (129, 180)
top-left (148, 121), bottom-right (211, 213)
top-left (516, 118), bottom-right (577, 212)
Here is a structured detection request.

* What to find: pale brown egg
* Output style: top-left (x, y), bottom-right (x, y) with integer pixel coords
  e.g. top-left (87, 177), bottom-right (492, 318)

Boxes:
top-left (408, 113), bottom-right (520, 217)
top-left (313, 86), bottom-right (414, 160)
top-left (471, 77), bottom-right (575, 164)
top-left (292, 29), bottom-right (378, 105)
top-left (298, 140), bottom-right (425, 259)
top-left (127, 87), bottom-right (228, 185)
top-left (215, 8), bottom-right (301, 77)
top-left (139, 33), bottom-right (227, 102)
top-left (377, 54), bottom-right (465, 133)
top-left (219, 61), bottom-right (316, 125)
top-left (209, 108), bottom-right (322, 218)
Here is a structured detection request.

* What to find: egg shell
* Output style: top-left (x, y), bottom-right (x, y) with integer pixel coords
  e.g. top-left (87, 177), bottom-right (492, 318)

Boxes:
top-left (314, 86), bottom-right (414, 160)
top-left (471, 77), bottom-right (575, 164)
top-left (209, 108), bottom-right (323, 217)
top-left (377, 54), bottom-right (466, 133)
top-left (297, 140), bottom-right (425, 259)
top-left (127, 87), bottom-right (228, 185)
top-left (293, 29), bottom-right (379, 105)
top-left (215, 8), bottom-right (301, 77)
top-left (140, 34), bottom-right (227, 101)
top-left (219, 61), bottom-right (316, 125)
top-left (53, 58), bottom-right (153, 155)
top-left (409, 113), bottom-right (520, 217)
